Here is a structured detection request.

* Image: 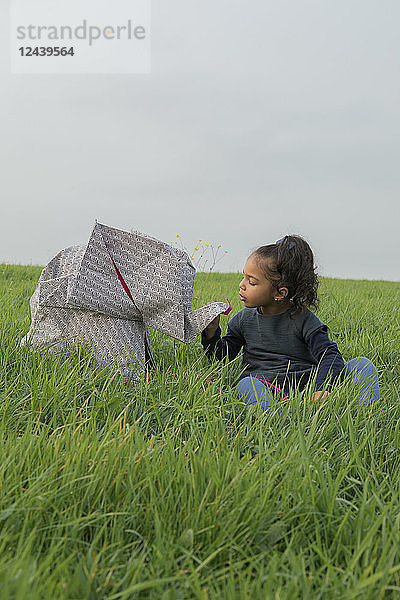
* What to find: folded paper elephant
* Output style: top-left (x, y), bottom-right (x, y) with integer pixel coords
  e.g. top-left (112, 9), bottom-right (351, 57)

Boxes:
top-left (21, 222), bottom-right (231, 382)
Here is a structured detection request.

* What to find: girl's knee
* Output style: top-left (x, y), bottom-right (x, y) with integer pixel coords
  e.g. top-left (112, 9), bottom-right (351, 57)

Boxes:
top-left (235, 376), bottom-right (271, 409)
top-left (345, 356), bottom-right (377, 375)
top-left (343, 356), bottom-right (380, 403)
top-left (236, 376), bottom-right (266, 396)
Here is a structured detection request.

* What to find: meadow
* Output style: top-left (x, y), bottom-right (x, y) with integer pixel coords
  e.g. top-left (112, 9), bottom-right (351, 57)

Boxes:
top-left (0, 263), bottom-right (399, 599)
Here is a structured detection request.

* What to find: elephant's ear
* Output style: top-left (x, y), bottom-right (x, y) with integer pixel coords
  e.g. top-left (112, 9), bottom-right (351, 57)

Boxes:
top-left (181, 301), bottom-right (230, 344)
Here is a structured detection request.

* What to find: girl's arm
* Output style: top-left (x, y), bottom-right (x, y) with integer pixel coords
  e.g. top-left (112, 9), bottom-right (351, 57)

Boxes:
top-left (201, 320), bottom-right (244, 363)
top-left (307, 325), bottom-right (345, 399)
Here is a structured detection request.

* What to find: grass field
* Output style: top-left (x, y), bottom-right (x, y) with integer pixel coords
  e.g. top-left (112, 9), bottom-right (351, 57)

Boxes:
top-left (0, 263), bottom-right (399, 599)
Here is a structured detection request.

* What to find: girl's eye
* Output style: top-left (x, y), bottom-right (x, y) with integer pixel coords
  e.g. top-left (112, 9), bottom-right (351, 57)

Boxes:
top-left (241, 275), bottom-right (256, 286)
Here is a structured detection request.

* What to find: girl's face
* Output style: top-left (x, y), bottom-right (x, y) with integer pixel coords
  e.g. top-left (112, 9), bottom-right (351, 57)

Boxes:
top-left (239, 255), bottom-right (289, 315)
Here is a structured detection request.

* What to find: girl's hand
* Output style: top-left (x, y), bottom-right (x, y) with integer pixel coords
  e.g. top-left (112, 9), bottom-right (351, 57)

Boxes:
top-left (203, 301), bottom-right (220, 340)
top-left (311, 391), bottom-right (329, 402)
top-left (204, 316), bottom-right (220, 340)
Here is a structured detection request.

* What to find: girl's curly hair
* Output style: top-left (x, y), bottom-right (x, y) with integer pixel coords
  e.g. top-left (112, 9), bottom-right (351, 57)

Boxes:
top-left (251, 234), bottom-right (319, 314)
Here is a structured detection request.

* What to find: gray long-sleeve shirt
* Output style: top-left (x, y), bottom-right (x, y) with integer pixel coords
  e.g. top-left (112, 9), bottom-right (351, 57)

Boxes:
top-left (201, 306), bottom-right (345, 393)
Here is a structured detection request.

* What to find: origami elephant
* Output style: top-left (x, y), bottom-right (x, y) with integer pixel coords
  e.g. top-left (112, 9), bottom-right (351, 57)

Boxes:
top-left (21, 222), bottom-right (231, 381)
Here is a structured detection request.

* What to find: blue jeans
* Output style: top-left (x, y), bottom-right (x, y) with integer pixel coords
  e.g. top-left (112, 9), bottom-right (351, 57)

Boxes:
top-left (235, 356), bottom-right (380, 411)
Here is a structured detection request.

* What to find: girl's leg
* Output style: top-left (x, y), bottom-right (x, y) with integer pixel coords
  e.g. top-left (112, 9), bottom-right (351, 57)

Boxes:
top-left (343, 356), bottom-right (380, 403)
top-left (234, 376), bottom-right (274, 411)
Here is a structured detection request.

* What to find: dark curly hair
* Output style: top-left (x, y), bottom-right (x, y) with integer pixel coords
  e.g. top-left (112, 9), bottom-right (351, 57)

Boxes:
top-left (250, 234), bottom-right (319, 314)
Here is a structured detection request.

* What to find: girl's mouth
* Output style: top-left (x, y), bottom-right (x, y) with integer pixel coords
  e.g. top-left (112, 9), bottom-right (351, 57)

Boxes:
top-left (239, 294), bottom-right (246, 301)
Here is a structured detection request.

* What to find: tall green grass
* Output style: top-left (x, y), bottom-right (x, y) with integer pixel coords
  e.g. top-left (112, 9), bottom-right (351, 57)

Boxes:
top-left (0, 264), bottom-right (399, 599)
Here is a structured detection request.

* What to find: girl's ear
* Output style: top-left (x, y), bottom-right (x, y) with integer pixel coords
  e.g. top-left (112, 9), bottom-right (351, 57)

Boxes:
top-left (276, 287), bottom-right (289, 300)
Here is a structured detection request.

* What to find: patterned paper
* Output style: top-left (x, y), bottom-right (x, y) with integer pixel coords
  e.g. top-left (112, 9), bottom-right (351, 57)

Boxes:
top-left (21, 222), bottom-right (229, 382)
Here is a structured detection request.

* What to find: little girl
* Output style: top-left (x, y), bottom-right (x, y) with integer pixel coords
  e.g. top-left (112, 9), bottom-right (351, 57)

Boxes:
top-left (201, 235), bottom-right (380, 410)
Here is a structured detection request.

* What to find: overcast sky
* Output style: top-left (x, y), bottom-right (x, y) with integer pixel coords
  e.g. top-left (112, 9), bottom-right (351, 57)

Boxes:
top-left (1, 0), bottom-right (399, 281)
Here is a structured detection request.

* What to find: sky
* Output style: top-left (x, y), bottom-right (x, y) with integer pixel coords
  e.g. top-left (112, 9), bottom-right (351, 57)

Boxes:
top-left (1, 0), bottom-right (399, 281)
